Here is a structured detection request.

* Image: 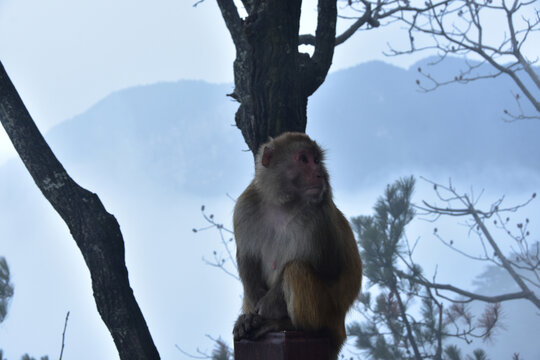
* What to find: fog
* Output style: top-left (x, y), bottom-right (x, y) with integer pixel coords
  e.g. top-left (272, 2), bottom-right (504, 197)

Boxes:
top-left (1, 1), bottom-right (539, 360)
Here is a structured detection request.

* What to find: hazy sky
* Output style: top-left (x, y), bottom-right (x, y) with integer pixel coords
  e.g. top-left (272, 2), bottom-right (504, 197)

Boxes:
top-left (1, 0), bottom-right (536, 140)
top-left (0, 0), bottom-right (435, 164)
top-left (1, 1), bottom-right (539, 359)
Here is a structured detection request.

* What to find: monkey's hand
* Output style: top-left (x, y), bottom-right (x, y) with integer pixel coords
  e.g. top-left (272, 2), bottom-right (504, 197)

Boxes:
top-left (233, 313), bottom-right (264, 340)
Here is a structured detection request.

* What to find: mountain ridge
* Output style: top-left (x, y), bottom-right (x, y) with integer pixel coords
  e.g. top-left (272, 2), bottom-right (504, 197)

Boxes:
top-left (2, 57), bottom-right (538, 198)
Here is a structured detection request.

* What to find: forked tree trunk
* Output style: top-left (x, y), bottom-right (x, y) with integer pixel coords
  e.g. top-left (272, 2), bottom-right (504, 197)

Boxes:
top-left (217, 0), bottom-right (337, 154)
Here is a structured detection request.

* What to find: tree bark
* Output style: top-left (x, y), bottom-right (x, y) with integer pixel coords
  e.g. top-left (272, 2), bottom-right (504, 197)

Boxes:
top-left (217, 0), bottom-right (336, 154)
top-left (0, 62), bottom-right (160, 360)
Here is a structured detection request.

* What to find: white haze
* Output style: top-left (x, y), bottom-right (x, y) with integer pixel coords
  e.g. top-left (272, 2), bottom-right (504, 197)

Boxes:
top-left (1, 1), bottom-right (539, 360)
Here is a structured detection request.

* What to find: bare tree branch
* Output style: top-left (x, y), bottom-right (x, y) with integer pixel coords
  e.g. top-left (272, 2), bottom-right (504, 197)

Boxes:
top-left (0, 61), bottom-right (160, 360)
top-left (175, 344), bottom-right (210, 359)
top-left (175, 335), bottom-right (232, 360)
top-left (392, 276), bottom-right (423, 360)
top-left (299, 0), bottom-right (449, 47)
top-left (397, 270), bottom-right (531, 303)
top-left (416, 178), bottom-right (540, 310)
top-left (386, 0), bottom-right (540, 119)
top-left (300, 0), bottom-right (376, 46)
top-left (58, 311), bottom-right (70, 360)
top-left (216, 0), bottom-right (244, 48)
top-left (193, 205), bottom-right (239, 280)
top-left (470, 207), bottom-right (540, 308)
top-left (302, 0), bottom-right (338, 96)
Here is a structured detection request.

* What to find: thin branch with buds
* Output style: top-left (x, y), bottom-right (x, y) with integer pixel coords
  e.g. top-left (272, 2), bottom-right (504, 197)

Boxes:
top-left (175, 335), bottom-right (233, 360)
top-left (58, 311), bottom-right (70, 360)
top-left (415, 178), bottom-right (540, 309)
top-left (385, 0), bottom-right (540, 120)
top-left (300, 0), bottom-right (450, 47)
top-left (192, 205), bottom-right (239, 280)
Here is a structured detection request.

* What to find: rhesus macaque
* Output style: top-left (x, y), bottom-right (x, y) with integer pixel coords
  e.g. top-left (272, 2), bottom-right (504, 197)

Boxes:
top-left (233, 132), bottom-right (362, 360)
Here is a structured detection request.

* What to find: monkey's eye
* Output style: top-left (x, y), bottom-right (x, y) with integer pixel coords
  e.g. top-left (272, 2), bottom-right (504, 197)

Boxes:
top-left (300, 154), bottom-right (309, 163)
top-left (314, 156), bottom-right (320, 164)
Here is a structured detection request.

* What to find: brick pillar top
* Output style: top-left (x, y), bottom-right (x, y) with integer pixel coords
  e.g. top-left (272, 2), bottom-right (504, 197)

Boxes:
top-left (234, 331), bottom-right (331, 360)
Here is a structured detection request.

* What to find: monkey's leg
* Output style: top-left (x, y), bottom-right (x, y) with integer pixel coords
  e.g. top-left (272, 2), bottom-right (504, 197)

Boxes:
top-left (235, 277), bottom-right (294, 340)
top-left (282, 260), bottom-right (346, 360)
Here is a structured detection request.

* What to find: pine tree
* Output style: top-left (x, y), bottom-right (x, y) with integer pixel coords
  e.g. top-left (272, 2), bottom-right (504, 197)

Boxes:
top-left (0, 256), bottom-right (14, 323)
top-left (349, 177), bottom-right (490, 360)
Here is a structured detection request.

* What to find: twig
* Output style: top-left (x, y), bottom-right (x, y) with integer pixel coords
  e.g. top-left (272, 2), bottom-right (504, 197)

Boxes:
top-left (175, 344), bottom-right (209, 359)
top-left (193, 204), bottom-right (239, 280)
top-left (59, 311), bottom-right (70, 360)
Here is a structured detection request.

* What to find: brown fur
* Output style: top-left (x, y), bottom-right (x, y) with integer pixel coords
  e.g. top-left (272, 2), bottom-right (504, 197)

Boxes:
top-left (233, 132), bottom-right (362, 360)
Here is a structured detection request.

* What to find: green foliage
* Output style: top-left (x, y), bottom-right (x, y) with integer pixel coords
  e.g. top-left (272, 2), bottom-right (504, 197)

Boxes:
top-left (211, 338), bottom-right (232, 360)
top-left (19, 355), bottom-right (49, 360)
top-left (1, 258), bottom-right (48, 360)
top-left (349, 177), bottom-right (488, 360)
top-left (442, 346), bottom-right (488, 360)
top-left (352, 176), bottom-right (415, 287)
top-left (349, 177), bottom-right (422, 359)
top-left (444, 345), bottom-right (462, 360)
top-left (348, 321), bottom-right (405, 360)
top-left (470, 349), bottom-right (488, 360)
top-left (0, 257), bottom-right (14, 323)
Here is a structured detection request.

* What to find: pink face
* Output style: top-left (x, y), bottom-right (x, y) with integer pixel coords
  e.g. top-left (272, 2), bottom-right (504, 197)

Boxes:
top-left (293, 148), bottom-right (326, 199)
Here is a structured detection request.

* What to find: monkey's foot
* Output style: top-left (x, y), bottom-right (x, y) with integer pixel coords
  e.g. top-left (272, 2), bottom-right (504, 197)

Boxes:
top-left (233, 313), bottom-right (264, 340)
top-left (234, 314), bottom-right (294, 341)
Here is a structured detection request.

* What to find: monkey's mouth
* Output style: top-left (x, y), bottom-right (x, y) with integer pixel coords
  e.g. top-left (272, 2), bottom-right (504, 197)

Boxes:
top-left (304, 186), bottom-right (324, 196)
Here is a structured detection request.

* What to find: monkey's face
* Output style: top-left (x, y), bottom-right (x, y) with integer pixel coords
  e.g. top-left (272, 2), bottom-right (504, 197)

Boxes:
top-left (255, 133), bottom-right (331, 206)
top-left (286, 147), bottom-right (328, 204)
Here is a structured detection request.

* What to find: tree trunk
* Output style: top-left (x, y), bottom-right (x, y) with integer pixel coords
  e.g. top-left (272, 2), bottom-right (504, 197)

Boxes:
top-left (0, 62), bottom-right (160, 360)
top-left (217, 0), bottom-right (337, 154)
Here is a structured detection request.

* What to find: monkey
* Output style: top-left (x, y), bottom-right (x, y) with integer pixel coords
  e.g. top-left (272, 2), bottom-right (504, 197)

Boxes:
top-left (232, 132), bottom-right (362, 360)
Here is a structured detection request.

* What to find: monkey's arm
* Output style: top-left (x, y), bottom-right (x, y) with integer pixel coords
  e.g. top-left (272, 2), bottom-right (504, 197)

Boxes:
top-left (237, 255), bottom-right (268, 313)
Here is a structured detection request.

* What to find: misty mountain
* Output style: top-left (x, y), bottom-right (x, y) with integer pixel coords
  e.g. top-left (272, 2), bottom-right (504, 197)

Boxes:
top-left (5, 56), bottom-right (533, 199)
top-left (44, 80), bottom-right (247, 198)
top-left (308, 58), bottom-right (539, 190)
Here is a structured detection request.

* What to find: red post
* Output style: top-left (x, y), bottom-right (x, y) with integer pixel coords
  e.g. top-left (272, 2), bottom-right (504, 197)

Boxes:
top-left (234, 331), bottom-right (330, 360)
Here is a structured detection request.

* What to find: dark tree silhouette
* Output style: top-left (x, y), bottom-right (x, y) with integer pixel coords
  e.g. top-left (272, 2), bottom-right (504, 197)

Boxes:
top-left (214, 0), bottom-right (444, 153)
top-left (0, 63), bottom-right (160, 360)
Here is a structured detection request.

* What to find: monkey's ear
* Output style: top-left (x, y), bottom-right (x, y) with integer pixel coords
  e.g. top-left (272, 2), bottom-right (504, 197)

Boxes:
top-left (261, 146), bottom-right (274, 167)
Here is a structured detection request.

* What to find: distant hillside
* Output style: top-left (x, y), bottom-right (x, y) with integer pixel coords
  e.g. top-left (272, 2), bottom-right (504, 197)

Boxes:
top-left (308, 58), bottom-right (540, 190)
top-left (44, 80), bottom-right (250, 198)
top-left (2, 57), bottom-right (539, 198)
